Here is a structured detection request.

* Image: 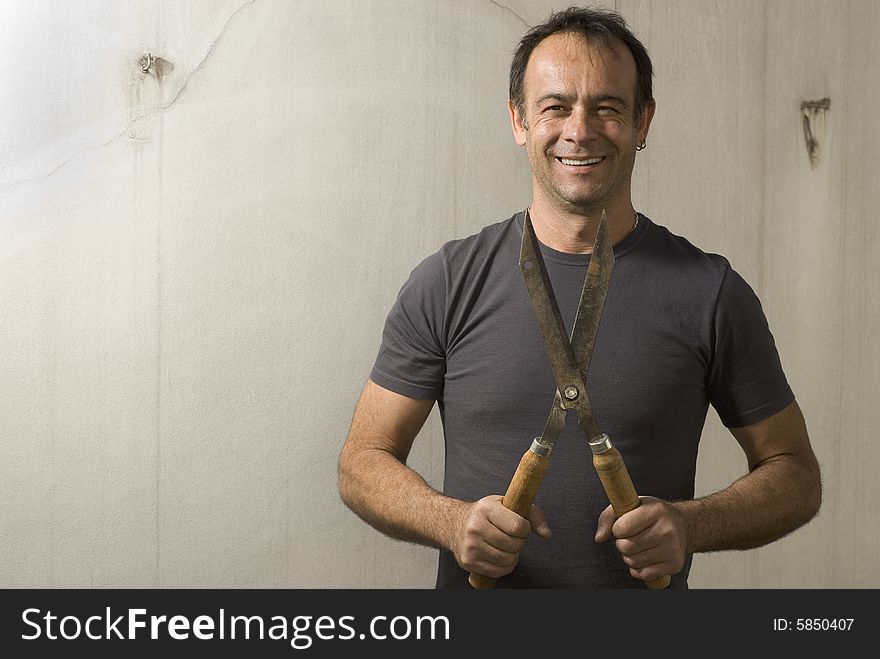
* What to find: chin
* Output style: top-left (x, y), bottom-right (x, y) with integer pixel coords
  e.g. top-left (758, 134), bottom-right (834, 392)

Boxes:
top-left (559, 194), bottom-right (607, 211)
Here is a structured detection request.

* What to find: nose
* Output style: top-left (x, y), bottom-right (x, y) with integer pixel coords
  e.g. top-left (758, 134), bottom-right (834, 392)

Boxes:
top-left (561, 106), bottom-right (593, 144)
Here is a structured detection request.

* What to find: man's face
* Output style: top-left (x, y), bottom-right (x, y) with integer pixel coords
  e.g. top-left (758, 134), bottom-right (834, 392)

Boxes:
top-left (510, 32), bottom-right (654, 215)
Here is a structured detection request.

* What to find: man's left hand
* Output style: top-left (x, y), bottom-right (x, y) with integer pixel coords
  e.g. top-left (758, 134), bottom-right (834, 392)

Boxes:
top-left (594, 497), bottom-right (688, 583)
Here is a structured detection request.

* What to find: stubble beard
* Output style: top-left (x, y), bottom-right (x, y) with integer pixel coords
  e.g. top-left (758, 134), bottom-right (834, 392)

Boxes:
top-left (535, 154), bottom-right (633, 216)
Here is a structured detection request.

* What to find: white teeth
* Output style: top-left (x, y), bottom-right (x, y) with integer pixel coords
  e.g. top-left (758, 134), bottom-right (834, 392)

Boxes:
top-left (560, 157), bottom-right (602, 166)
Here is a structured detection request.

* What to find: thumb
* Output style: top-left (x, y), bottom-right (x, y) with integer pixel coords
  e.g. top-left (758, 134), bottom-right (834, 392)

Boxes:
top-left (528, 504), bottom-right (553, 540)
top-left (595, 504), bottom-right (616, 543)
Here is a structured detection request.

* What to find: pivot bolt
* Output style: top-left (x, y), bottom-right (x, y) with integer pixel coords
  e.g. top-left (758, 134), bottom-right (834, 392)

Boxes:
top-left (563, 386), bottom-right (579, 400)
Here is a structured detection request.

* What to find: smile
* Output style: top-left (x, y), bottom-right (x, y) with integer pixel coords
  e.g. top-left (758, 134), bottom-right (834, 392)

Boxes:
top-left (557, 156), bottom-right (604, 166)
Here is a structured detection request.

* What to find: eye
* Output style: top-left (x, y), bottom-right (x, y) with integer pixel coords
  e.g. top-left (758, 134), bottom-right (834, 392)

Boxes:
top-left (597, 105), bottom-right (619, 115)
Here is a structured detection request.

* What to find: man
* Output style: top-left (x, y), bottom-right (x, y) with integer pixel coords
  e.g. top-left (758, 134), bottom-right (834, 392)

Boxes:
top-left (338, 7), bottom-right (821, 588)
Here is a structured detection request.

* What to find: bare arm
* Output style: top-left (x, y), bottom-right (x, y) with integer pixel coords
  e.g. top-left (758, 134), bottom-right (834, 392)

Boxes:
top-left (338, 378), bottom-right (465, 550)
top-left (338, 379), bottom-right (551, 578)
top-left (676, 399), bottom-right (822, 552)
top-left (597, 400), bottom-right (822, 581)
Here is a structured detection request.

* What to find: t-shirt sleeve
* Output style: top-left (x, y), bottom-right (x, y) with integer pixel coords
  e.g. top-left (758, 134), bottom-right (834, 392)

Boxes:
top-left (707, 266), bottom-right (794, 427)
top-left (369, 251), bottom-right (447, 400)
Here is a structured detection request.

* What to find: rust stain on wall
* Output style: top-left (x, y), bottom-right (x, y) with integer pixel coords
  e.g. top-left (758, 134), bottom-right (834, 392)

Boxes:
top-left (801, 98), bottom-right (831, 169)
top-left (139, 53), bottom-right (174, 77)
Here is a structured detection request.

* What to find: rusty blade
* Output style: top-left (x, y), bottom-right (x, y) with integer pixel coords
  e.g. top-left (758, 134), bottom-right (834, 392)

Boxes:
top-left (570, 210), bottom-right (615, 381)
top-left (520, 210), bottom-right (615, 443)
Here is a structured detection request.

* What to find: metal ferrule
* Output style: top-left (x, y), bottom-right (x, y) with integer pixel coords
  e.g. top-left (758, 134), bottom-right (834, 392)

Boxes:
top-left (530, 437), bottom-right (554, 457)
top-left (588, 433), bottom-right (613, 455)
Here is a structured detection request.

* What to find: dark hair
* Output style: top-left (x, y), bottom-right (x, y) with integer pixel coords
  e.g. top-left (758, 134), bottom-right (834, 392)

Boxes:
top-left (509, 6), bottom-right (654, 121)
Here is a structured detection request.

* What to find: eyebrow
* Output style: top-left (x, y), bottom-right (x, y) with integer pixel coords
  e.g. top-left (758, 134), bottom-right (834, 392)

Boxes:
top-left (591, 94), bottom-right (629, 108)
top-left (534, 92), bottom-right (575, 106)
top-left (533, 92), bottom-right (630, 109)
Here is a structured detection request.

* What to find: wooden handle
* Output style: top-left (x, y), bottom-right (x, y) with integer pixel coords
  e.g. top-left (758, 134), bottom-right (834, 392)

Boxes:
top-left (592, 437), bottom-right (671, 590)
top-left (469, 441), bottom-right (551, 589)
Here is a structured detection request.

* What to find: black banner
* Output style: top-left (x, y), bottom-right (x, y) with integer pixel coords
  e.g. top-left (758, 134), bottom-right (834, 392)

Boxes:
top-left (1, 588), bottom-right (874, 656)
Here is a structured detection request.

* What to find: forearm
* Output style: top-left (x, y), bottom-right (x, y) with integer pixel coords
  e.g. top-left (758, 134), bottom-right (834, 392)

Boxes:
top-left (674, 454), bottom-right (822, 554)
top-left (338, 446), bottom-right (467, 552)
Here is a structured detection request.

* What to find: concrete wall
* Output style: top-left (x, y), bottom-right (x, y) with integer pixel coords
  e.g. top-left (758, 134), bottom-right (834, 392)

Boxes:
top-left (1, 0), bottom-right (876, 588)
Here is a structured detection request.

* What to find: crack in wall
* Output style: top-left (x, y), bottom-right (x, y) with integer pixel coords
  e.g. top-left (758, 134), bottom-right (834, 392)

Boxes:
top-left (490, 1), bottom-right (529, 28)
top-left (0, 0), bottom-right (256, 191)
top-left (156, 0), bottom-right (256, 117)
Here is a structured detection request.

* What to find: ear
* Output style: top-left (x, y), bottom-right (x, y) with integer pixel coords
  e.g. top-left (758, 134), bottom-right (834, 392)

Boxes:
top-left (508, 99), bottom-right (528, 146)
top-left (637, 99), bottom-right (656, 144)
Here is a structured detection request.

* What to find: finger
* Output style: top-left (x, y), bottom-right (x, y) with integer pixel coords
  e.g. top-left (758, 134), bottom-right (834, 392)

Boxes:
top-left (467, 495), bottom-right (528, 541)
top-left (528, 504), bottom-right (552, 539)
top-left (474, 542), bottom-right (521, 572)
top-left (611, 504), bottom-right (654, 539)
top-left (595, 504), bottom-right (616, 543)
top-left (465, 549), bottom-right (520, 579)
top-left (481, 523), bottom-right (528, 554)
top-left (617, 541), bottom-right (677, 582)
top-left (619, 545), bottom-right (668, 570)
top-left (628, 563), bottom-right (675, 583)
top-left (486, 502), bottom-right (532, 539)
top-left (614, 526), bottom-right (661, 556)
top-left (456, 528), bottom-right (522, 575)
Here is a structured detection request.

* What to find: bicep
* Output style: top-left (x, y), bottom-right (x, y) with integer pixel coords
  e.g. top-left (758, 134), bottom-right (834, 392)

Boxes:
top-left (729, 401), bottom-right (818, 473)
top-left (343, 378), bottom-right (435, 463)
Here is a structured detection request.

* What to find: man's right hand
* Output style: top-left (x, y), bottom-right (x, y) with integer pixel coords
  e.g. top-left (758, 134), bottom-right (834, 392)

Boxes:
top-left (451, 495), bottom-right (552, 578)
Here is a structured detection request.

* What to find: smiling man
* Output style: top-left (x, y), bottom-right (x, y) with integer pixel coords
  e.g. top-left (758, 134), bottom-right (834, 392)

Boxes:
top-left (511, 30), bottom-right (653, 251)
top-left (338, 7), bottom-right (821, 588)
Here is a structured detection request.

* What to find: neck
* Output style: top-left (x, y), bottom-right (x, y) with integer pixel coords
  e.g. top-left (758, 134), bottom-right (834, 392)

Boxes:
top-left (527, 200), bottom-right (638, 254)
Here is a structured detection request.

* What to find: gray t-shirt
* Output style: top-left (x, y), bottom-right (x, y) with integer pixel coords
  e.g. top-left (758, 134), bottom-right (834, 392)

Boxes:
top-left (370, 211), bottom-right (793, 588)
